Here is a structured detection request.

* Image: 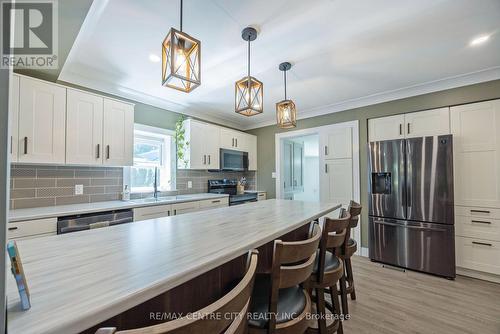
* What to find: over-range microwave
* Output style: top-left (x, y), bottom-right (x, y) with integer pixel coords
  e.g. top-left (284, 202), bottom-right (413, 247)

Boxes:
top-left (220, 149), bottom-right (248, 171)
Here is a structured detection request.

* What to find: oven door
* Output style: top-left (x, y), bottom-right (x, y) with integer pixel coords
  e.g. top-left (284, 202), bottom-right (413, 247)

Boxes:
top-left (220, 149), bottom-right (248, 171)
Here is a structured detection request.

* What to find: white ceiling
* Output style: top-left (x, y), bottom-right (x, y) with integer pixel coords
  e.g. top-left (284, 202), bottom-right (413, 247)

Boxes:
top-left (59, 0), bottom-right (500, 130)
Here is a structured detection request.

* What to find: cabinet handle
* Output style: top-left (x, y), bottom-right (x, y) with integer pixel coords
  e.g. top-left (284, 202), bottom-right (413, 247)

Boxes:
top-left (167, 210), bottom-right (170, 216)
top-left (407, 123), bottom-right (411, 134)
top-left (399, 124), bottom-right (403, 135)
top-left (8, 227), bottom-right (18, 231)
top-left (232, 138), bottom-right (234, 147)
top-left (106, 145), bottom-right (110, 159)
top-left (203, 155), bottom-right (206, 164)
top-left (235, 138), bottom-right (238, 147)
top-left (471, 220), bottom-right (492, 225)
top-left (96, 144), bottom-right (100, 159)
top-left (208, 155), bottom-right (211, 164)
top-left (470, 210), bottom-right (490, 214)
top-left (325, 164), bottom-right (328, 173)
top-left (212, 200), bottom-right (221, 203)
top-left (23, 137), bottom-right (28, 154)
top-left (472, 241), bottom-right (492, 247)
top-left (324, 146), bottom-right (328, 155)
top-left (174, 209), bottom-right (177, 215)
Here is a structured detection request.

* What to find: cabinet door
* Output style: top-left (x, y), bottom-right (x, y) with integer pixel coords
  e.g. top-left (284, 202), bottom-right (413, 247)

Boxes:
top-left (103, 99), bottom-right (134, 166)
top-left (9, 75), bottom-right (20, 162)
top-left (323, 159), bottom-right (353, 207)
top-left (247, 135), bottom-right (258, 171)
top-left (234, 132), bottom-right (248, 151)
top-left (368, 115), bottom-right (404, 142)
top-left (220, 128), bottom-right (237, 150)
top-left (205, 123), bottom-right (220, 169)
top-left (325, 127), bottom-right (352, 159)
top-left (293, 142), bottom-right (304, 191)
top-left (451, 100), bottom-right (500, 207)
top-left (133, 205), bottom-right (171, 221)
top-left (185, 120), bottom-right (205, 169)
top-left (405, 107), bottom-right (450, 138)
top-left (66, 89), bottom-right (104, 165)
top-left (172, 201), bottom-right (200, 215)
top-left (18, 77), bottom-right (66, 164)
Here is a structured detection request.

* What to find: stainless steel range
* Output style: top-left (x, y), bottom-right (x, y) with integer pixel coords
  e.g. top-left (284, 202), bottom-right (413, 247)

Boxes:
top-left (368, 135), bottom-right (455, 278)
top-left (208, 179), bottom-right (257, 206)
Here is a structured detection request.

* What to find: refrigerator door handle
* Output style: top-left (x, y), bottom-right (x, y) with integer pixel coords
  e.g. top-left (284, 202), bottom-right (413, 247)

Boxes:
top-left (372, 220), bottom-right (447, 232)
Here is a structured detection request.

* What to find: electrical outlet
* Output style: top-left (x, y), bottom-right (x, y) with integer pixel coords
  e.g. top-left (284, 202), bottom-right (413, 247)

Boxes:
top-left (271, 172), bottom-right (277, 179)
top-left (187, 181), bottom-right (193, 189)
top-left (75, 184), bottom-right (84, 195)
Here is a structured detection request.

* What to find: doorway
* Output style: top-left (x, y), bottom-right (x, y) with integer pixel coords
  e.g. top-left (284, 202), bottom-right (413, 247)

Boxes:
top-left (275, 121), bottom-right (360, 247)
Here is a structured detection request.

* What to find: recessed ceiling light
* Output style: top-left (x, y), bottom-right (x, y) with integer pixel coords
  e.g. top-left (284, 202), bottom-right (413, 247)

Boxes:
top-left (149, 54), bottom-right (161, 62)
top-left (470, 35), bottom-right (490, 46)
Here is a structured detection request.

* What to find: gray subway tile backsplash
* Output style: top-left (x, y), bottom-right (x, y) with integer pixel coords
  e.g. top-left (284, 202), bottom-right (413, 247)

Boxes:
top-left (10, 164), bottom-right (256, 209)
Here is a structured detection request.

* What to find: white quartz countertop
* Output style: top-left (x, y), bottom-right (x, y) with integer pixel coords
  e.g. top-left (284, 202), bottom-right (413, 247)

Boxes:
top-left (6, 199), bottom-right (341, 334)
top-left (8, 193), bottom-right (229, 222)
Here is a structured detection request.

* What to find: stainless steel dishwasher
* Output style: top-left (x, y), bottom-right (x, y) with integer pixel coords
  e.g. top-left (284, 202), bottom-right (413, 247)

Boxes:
top-left (57, 209), bottom-right (134, 234)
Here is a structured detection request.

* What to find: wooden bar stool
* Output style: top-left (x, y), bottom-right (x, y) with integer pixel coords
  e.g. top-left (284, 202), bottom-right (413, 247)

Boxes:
top-left (248, 223), bottom-right (322, 334)
top-left (338, 201), bottom-right (362, 316)
top-left (95, 250), bottom-right (259, 334)
top-left (307, 210), bottom-right (351, 334)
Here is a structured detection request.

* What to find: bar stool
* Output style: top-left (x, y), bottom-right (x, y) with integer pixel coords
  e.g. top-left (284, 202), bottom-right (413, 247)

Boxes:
top-left (307, 210), bottom-right (351, 334)
top-left (248, 223), bottom-right (322, 334)
top-left (338, 201), bottom-right (362, 316)
top-left (95, 250), bottom-right (259, 334)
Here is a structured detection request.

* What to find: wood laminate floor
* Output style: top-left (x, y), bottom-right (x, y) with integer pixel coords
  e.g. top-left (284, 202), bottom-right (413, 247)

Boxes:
top-left (338, 256), bottom-right (500, 334)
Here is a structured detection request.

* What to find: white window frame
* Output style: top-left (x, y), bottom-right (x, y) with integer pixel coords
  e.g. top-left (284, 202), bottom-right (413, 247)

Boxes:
top-left (124, 124), bottom-right (176, 193)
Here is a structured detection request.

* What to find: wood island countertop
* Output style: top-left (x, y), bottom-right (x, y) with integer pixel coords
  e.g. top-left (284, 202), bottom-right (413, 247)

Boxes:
top-left (6, 199), bottom-right (341, 334)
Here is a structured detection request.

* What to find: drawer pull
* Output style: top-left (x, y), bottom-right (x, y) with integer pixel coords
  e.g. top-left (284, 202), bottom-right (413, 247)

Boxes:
top-left (470, 210), bottom-right (490, 214)
top-left (8, 227), bottom-right (18, 231)
top-left (212, 200), bottom-right (221, 203)
top-left (471, 220), bottom-right (492, 225)
top-left (472, 241), bottom-right (492, 247)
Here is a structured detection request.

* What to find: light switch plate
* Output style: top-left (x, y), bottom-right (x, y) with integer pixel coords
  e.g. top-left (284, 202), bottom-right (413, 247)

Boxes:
top-left (187, 181), bottom-right (193, 189)
top-left (75, 184), bottom-right (84, 195)
top-left (271, 172), bottom-right (276, 179)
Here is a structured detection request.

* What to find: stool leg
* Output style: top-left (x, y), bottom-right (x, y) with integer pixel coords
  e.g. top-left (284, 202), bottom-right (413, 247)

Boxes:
top-left (339, 274), bottom-right (349, 316)
top-left (329, 284), bottom-right (343, 334)
top-left (316, 288), bottom-right (327, 334)
top-left (345, 258), bottom-right (356, 300)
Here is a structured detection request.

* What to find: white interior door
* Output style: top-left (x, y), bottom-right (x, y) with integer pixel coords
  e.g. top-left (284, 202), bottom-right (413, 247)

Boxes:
top-left (103, 99), bottom-right (134, 166)
top-left (66, 89), bottom-right (104, 165)
top-left (18, 77), bottom-right (66, 164)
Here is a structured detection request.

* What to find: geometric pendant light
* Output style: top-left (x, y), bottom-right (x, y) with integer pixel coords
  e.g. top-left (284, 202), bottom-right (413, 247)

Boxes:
top-left (276, 62), bottom-right (297, 128)
top-left (162, 0), bottom-right (201, 93)
top-left (235, 27), bottom-right (263, 116)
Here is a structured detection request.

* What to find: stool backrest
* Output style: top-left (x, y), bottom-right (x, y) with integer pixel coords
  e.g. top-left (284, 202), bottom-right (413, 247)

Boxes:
top-left (95, 250), bottom-right (259, 334)
top-left (348, 200), bottom-right (362, 228)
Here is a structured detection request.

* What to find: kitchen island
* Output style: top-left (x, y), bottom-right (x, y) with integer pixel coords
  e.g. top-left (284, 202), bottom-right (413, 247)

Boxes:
top-left (6, 199), bottom-right (341, 334)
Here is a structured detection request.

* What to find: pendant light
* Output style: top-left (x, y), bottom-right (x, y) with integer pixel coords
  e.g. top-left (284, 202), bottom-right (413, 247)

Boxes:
top-left (235, 27), bottom-right (263, 116)
top-left (162, 0), bottom-right (201, 93)
top-left (276, 62), bottom-right (297, 128)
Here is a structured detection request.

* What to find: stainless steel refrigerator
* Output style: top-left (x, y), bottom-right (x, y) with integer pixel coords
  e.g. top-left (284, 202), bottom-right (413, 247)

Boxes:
top-left (368, 135), bottom-right (455, 278)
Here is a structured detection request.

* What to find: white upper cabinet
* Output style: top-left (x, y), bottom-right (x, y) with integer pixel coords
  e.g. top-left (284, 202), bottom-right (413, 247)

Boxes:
top-left (325, 127), bottom-right (352, 159)
top-left (103, 99), bottom-right (134, 166)
top-left (179, 119), bottom-right (220, 170)
top-left (451, 100), bottom-right (500, 208)
top-left (404, 107), bottom-right (450, 138)
top-left (220, 128), bottom-right (248, 151)
top-left (368, 108), bottom-right (450, 142)
top-left (9, 75), bottom-right (20, 162)
top-left (18, 76), bottom-right (66, 164)
top-left (247, 134), bottom-right (257, 171)
top-left (66, 89), bottom-right (104, 165)
top-left (323, 159), bottom-right (353, 207)
top-left (368, 114), bottom-right (405, 142)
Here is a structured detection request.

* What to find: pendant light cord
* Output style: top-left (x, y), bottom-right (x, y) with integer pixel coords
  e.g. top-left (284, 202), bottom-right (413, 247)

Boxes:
top-left (247, 39), bottom-right (251, 80)
top-left (284, 69), bottom-right (287, 100)
top-left (180, 0), bottom-right (183, 32)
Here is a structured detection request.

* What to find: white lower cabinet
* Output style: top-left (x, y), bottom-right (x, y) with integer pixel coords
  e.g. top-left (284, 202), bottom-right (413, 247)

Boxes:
top-left (199, 197), bottom-right (229, 209)
top-left (456, 236), bottom-right (500, 275)
top-left (257, 192), bottom-right (267, 201)
top-left (133, 205), bottom-right (172, 221)
top-left (171, 201), bottom-right (200, 215)
top-left (8, 218), bottom-right (57, 240)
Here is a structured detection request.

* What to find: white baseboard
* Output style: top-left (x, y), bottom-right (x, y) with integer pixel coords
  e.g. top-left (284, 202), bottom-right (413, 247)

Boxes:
top-left (457, 267), bottom-right (500, 284)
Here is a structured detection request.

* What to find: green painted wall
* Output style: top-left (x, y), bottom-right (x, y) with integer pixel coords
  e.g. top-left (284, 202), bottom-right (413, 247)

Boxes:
top-left (247, 79), bottom-right (500, 247)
